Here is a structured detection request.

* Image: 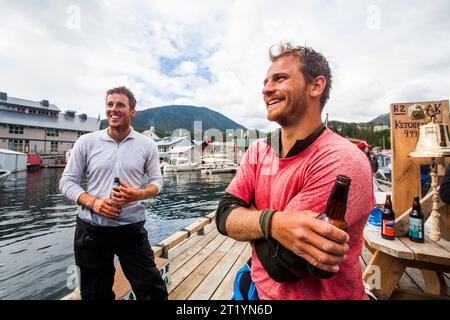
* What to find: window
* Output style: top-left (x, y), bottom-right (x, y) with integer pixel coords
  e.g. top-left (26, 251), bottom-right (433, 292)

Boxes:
top-left (50, 141), bottom-right (58, 152)
top-left (47, 129), bottom-right (60, 137)
top-left (9, 125), bottom-right (24, 134)
top-left (8, 139), bottom-right (29, 152)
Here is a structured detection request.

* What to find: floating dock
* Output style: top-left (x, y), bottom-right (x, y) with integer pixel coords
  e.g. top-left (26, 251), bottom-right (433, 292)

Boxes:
top-left (63, 211), bottom-right (450, 300)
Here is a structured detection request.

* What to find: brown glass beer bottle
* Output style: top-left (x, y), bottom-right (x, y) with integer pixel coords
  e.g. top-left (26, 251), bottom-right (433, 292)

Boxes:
top-left (308, 175), bottom-right (351, 279)
top-left (381, 194), bottom-right (395, 240)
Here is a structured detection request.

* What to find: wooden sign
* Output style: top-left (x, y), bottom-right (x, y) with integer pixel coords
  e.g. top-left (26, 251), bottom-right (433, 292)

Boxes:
top-left (390, 100), bottom-right (449, 217)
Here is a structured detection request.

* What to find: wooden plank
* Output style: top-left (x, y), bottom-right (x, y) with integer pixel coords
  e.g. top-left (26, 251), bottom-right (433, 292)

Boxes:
top-left (361, 245), bottom-right (415, 291)
top-left (361, 245), bottom-right (373, 264)
top-left (444, 273), bottom-right (450, 296)
top-left (397, 269), bottom-right (424, 292)
top-left (168, 223), bottom-right (217, 261)
top-left (420, 270), bottom-right (447, 296)
top-left (390, 288), bottom-right (450, 300)
top-left (113, 263), bottom-right (132, 300)
top-left (403, 268), bottom-right (427, 292)
top-left (206, 211), bottom-right (216, 221)
top-left (391, 100), bottom-right (449, 216)
top-left (169, 237), bottom-right (236, 300)
top-left (170, 228), bottom-right (220, 274)
top-left (442, 204), bottom-right (450, 241)
top-left (211, 244), bottom-right (252, 300)
top-left (400, 236), bottom-right (450, 266)
top-left (189, 240), bottom-right (248, 300)
top-left (364, 237), bottom-right (424, 292)
top-left (167, 233), bottom-right (227, 294)
top-left (151, 245), bottom-right (163, 258)
top-left (362, 245), bottom-right (422, 293)
top-left (158, 230), bottom-right (189, 252)
top-left (364, 229), bottom-right (414, 260)
top-left (425, 221), bottom-right (450, 252)
top-left (183, 217), bottom-right (212, 236)
top-left (363, 250), bottom-right (407, 300)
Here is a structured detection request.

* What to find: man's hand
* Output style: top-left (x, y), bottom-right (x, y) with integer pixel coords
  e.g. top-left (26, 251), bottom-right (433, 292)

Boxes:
top-left (111, 181), bottom-right (144, 206)
top-left (271, 210), bottom-right (350, 273)
top-left (91, 198), bottom-right (121, 219)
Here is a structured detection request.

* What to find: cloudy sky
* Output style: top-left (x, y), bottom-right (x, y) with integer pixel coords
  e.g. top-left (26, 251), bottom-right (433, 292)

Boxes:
top-left (0, 0), bottom-right (449, 131)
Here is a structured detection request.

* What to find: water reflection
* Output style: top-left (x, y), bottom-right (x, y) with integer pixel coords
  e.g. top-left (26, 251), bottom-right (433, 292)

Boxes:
top-left (0, 169), bottom-right (233, 300)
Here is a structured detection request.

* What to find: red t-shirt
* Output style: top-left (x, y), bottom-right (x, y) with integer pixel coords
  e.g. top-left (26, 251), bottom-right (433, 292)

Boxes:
top-left (226, 128), bottom-right (373, 300)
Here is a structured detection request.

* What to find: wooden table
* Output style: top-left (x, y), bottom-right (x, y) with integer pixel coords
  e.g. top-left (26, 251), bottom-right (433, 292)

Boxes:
top-left (363, 225), bottom-right (450, 300)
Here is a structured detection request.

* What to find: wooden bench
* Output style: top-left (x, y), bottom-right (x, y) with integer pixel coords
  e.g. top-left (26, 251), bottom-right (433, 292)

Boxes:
top-left (363, 225), bottom-right (450, 300)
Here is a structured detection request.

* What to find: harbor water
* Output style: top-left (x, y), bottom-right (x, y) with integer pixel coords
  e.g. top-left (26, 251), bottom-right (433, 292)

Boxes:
top-left (0, 168), bottom-right (234, 300)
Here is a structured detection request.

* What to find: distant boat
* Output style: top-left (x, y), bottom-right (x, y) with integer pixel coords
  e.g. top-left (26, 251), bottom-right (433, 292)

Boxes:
top-left (27, 154), bottom-right (42, 170)
top-left (374, 152), bottom-right (392, 181)
top-left (163, 157), bottom-right (201, 173)
top-left (201, 154), bottom-right (239, 175)
top-left (0, 169), bottom-right (11, 186)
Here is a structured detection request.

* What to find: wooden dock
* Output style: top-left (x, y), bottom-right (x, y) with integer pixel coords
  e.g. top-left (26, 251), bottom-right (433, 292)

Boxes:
top-left (63, 211), bottom-right (450, 300)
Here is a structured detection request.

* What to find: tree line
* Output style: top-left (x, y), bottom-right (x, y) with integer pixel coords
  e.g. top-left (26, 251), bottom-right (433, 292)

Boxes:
top-left (327, 121), bottom-right (391, 149)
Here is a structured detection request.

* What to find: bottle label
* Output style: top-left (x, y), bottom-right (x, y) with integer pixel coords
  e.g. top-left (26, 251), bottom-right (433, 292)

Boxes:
top-left (409, 217), bottom-right (423, 239)
top-left (382, 219), bottom-right (395, 237)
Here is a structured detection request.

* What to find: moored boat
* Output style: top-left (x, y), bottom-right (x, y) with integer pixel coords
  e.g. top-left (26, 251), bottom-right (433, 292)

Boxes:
top-left (0, 169), bottom-right (11, 185)
top-left (163, 157), bottom-right (201, 173)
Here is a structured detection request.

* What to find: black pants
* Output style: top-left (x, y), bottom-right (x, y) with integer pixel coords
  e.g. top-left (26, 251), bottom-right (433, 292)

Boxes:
top-left (74, 217), bottom-right (168, 300)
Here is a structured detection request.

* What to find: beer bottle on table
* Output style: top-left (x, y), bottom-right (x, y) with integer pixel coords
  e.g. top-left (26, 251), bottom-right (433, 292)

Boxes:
top-left (308, 175), bottom-right (351, 279)
top-left (408, 194), bottom-right (424, 243)
top-left (381, 194), bottom-right (395, 240)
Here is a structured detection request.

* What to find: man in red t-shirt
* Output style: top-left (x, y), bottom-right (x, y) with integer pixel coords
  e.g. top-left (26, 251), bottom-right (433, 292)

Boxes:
top-left (216, 43), bottom-right (373, 300)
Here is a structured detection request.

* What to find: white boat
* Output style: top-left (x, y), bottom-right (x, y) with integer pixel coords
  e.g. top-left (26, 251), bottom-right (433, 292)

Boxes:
top-left (374, 152), bottom-right (391, 181)
top-left (163, 157), bottom-right (201, 173)
top-left (0, 169), bottom-right (11, 185)
top-left (373, 177), bottom-right (391, 207)
top-left (200, 155), bottom-right (239, 175)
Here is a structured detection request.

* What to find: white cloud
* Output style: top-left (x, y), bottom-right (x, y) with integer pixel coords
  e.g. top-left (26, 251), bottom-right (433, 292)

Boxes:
top-left (174, 61), bottom-right (198, 75)
top-left (0, 0), bottom-right (449, 131)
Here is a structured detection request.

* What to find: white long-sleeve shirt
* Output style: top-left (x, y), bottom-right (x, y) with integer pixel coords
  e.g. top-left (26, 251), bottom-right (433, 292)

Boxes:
top-left (60, 128), bottom-right (163, 227)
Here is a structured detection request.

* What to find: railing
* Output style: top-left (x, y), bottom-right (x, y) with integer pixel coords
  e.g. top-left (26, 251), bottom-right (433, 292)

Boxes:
top-left (151, 211), bottom-right (216, 259)
top-left (376, 178), bottom-right (392, 188)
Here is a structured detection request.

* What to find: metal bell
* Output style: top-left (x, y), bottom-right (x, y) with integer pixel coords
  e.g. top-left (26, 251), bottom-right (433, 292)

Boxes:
top-left (409, 122), bottom-right (450, 158)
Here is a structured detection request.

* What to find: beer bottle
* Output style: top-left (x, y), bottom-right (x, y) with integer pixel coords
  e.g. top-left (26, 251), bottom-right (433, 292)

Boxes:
top-left (308, 175), bottom-right (351, 279)
top-left (381, 194), bottom-right (395, 240)
top-left (408, 194), bottom-right (424, 243)
top-left (111, 177), bottom-right (120, 210)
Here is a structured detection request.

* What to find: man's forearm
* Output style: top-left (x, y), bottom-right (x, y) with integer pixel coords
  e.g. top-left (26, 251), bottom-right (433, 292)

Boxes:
top-left (139, 184), bottom-right (159, 200)
top-left (226, 207), bottom-right (264, 241)
top-left (77, 193), bottom-right (97, 209)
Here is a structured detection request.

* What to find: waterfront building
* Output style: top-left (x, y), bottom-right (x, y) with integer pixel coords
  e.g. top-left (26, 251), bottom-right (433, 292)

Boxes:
top-left (0, 91), bottom-right (101, 155)
top-left (141, 126), bottom-right (161, 142)
top-left (374, 124), bottom-right (390, 132)
top-left (168, 145), bottom-right (201, 163)
top-left (156, 136), bottom-right (197, 161)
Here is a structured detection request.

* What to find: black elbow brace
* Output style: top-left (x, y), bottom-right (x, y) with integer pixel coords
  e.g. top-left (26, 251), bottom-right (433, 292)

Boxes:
top-left (216, 193), bottom-right (249, 236)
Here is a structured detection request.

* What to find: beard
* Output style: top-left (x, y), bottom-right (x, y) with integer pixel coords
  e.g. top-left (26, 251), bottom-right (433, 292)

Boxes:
top-left (267, 88), bottom-right (308, 127)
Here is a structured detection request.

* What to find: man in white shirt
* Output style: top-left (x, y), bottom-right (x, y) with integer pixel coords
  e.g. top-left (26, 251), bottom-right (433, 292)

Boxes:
top-left (60, 86), bottom-right (168, 300)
